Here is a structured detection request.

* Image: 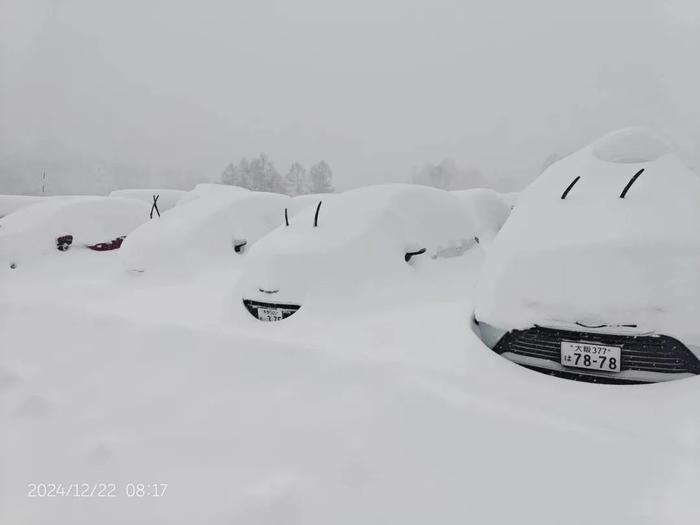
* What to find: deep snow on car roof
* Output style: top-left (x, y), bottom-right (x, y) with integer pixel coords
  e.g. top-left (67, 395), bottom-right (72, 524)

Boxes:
top-left (450, 188), bottom-right (511, 244)
top-left (474, 128), bottom-right (700, 344)
top-left (250, 184), bottom-right (477, 255)
top-left (109, 189), bottom-right (187, 212)
top-left (507, 128), bottom-right (700, 245)
top-left (119, 191), bottom-right (290, 272)
top-left (176, 183), bottom-right (250, 205)
top-left (0, 196), bottom-right (150, 266)
top-left (0, 196), bottom-right (149, 238)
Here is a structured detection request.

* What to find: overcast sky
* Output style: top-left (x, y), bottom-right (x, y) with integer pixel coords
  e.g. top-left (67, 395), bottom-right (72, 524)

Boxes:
top-left (1, 0), bottom-right (699, 190)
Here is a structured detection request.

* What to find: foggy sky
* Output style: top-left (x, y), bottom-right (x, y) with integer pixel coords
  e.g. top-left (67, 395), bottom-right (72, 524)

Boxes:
top-left (2, 0), bottom-right (699, 190)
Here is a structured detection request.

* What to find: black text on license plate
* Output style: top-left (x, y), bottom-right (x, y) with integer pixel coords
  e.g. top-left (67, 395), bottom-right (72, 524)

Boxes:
top-left (257, 307), bottom-right (283, 322)
top-left (561, 342), bottom-right (621, 373)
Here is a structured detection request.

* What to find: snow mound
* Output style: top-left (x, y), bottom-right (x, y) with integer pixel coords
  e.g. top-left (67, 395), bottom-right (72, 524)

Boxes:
top-left (177, 183), bottom-right (250, 205)
top-left (591, 127), bottom-right (672, 164)
top-left (236, 184), bottom-right (478, 309)
top-left (119, 192), bottom-right (290, 275)
top-left (0, 197), bottom-right (150, 269)
top-left (451, 188), bottom-right (511, 244)
top-left (475, 129), bottom-right (700, 346)
top-left (109, 189), bottom-right (187, 212)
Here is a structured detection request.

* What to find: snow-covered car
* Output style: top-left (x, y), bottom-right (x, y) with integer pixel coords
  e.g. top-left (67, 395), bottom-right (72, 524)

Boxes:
top-left (451, 188), bottom-right (511, 244)
top-left (0, 196), bottom-right (150, 270)
top-left (237, 184), bottom-right (479, 322)
top-left (119, 192), bottom-right (290, 274)
top-left (109, 189), bottom-right (187, 214)
top-left (474, 128), bottom-right (700, 384)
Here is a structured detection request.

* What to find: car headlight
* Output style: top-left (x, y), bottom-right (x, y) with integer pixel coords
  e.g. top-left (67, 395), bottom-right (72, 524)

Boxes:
top-left (475, 321), bottom-right (508, 349)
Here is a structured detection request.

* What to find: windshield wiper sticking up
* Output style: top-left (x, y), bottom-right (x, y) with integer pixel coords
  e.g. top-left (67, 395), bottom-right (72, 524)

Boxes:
top-left (313, 201), bottom-right (322, 227)
top-left (560, 176), bottom-right (581, 200)
top-left (619, 169), bottom-right (645, 199)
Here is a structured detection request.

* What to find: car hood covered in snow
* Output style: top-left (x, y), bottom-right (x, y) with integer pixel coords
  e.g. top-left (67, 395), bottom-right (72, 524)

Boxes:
top-left (475, 128), bottom-right (700, 345)
top-left (119, 192), bottom-right (290, 274)
top-left (236, 184), bottom-right (478, 309)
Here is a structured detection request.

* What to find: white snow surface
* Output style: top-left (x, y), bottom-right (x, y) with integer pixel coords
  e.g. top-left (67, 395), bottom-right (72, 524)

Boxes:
top-left (176, 183), bottom-right (250, 205)
top-left (2, 176), bottom-right (700, 524)
top-left (451, 188), bottom-right (511, 244)
top-left (109, 189), bottom-right (187, 212)
top-left (119, 192), bottom-right (290, 276)
top-left (500, 191), bottom-right (519, 208)
top-left (0, 195), bottom-right (47, 218)
top-left (235, 184), bottom-right (479, 308)
top-left (591, 126), bottom-right (673, 163)
top-left (287, 193), bottom-right (337, 216)
top-left (2, 231), bottom-right (700, 524)
top-left (475, 128), bottom-right (700, 346)
top-left (0, 197), bottom-right (150, 269)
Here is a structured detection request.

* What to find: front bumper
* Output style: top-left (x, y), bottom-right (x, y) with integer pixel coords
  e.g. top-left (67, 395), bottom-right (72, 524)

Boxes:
top-left (243, 299), bottom-right (301, 322)
top-left (479, 323), bottom-right (700, 384)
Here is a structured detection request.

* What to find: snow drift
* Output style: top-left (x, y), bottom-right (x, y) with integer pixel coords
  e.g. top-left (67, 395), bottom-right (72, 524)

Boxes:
top-left (474, 128), bottom-right (700, 347)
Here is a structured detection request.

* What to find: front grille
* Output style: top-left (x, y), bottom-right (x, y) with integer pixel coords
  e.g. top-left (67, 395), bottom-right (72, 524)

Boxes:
top-left (243, 299), bottom-right (300, 321)
top-left (494, 326), bottom-right (700, 375)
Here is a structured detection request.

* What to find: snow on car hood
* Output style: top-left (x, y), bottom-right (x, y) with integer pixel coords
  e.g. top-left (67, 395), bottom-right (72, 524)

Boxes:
top-left (475, 128), bottom-right (700, 344)
top-left (236, 184), bottom-right (478, 308)
top-left (0, 196), bottom-right (150, 268)
top-left (119, 192), bottom-right (290, 275)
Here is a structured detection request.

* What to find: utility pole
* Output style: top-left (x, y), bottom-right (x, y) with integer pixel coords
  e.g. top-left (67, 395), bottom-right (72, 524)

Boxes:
top-left (42, 170), bottom-right (46, 195)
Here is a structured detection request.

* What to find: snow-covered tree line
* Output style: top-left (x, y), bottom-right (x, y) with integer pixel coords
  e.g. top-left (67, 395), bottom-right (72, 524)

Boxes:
top-left (220, 154), bottom-right (334, 195)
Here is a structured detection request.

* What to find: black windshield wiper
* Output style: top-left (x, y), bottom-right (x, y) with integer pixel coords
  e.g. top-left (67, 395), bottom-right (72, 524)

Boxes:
top-left (561, 176), bottom-right (581, 200)
top-left (619, 169), bottom-right (645, 199)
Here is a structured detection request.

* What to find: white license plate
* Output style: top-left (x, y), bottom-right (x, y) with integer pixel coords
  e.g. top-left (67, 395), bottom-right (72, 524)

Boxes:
top-left (561, 341), bottom-right (621, 373)
top-left (257, 307), bottom-right (283, 322)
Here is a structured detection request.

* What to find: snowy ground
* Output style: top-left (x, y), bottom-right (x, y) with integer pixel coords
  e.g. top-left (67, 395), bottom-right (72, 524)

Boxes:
top-left (2, 250), bottom-right (700, 524)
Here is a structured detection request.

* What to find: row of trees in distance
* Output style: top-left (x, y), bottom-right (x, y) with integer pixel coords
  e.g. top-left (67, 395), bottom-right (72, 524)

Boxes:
top-left (220, 154), bottom-right (334, 195)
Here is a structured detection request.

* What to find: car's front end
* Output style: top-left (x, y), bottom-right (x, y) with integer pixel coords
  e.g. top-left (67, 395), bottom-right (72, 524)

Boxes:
top-left (242, 296), bottom-right (301, 322)
top-left (471, 199), bottom-right (700, 384)
top-left (473, 129), bottom-right (700, 384)
top-left (476, 320), bottom-right (700, 384)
